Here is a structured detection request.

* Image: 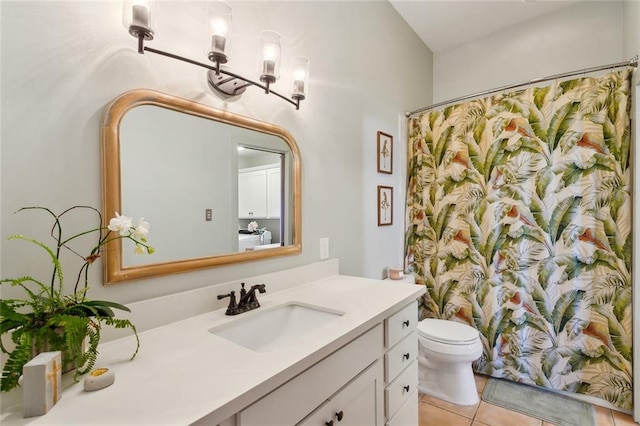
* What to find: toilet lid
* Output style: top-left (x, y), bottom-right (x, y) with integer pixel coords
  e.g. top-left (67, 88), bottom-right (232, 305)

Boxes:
top-left (418, 319), bottom-right (479, 344)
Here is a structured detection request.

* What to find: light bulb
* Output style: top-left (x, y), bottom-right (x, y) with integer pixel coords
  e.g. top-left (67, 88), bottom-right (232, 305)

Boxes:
top-left (210, 17), bottom-right (228, 36)
top-left (293, 68), bottom-right (306, 81)
top-left (262, 44), bottom-right (278, 61)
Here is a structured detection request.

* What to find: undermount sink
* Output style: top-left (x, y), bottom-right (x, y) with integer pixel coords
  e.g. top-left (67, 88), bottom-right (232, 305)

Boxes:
top-left (209, 302), bottom-right (344, 352)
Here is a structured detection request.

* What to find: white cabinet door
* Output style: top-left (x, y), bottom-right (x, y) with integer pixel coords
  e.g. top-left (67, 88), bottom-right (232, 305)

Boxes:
top-left (266, 167), bottom-right (281, 218)
top-left (238, 325), bottom-right (383, 426)
top-left (299, 360), bottom-right (384, 426)
top-left (238, 170), bottom-right (267, 218)
top-left (386, 391), bottom-right (418, 426)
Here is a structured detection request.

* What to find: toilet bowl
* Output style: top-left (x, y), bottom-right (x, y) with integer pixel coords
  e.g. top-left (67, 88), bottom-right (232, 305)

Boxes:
top-left (417, 318), bottom-right (483, 405)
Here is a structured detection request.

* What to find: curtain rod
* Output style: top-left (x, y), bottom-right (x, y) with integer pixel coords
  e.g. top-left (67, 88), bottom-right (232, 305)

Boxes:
top-left (406, 55), bottom-right (639, 118)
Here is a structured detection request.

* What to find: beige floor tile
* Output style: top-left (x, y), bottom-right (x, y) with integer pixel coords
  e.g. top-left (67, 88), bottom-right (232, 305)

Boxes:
top-left (471, 422), bottom-right (490, 426)
top-left (420, 393), bottom-right (480, 419)
top-left (594, 405), bottom-right (614, 426)
top-left (474, 374), bottom-right (489, 393)
top-left (542, 423), bottom-right (557, 426)
top-left (475, 401), bottom-right (542, 426)
top-left (611, 410), bottom-right (636, 426)
top-left (419, 402), bottom-right (472, 426)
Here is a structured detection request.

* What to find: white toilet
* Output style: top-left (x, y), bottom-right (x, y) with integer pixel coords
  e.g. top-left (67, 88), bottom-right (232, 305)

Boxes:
top-left (417, 318), bottom-right (483, 405)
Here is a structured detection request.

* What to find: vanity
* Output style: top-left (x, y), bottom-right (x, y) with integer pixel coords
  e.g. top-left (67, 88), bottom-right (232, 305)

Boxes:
top-left (0, 271), bottom-right (424, 425)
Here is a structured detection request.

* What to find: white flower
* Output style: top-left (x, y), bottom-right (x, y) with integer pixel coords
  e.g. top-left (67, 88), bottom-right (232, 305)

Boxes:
top-left (133, 217), bottom-right (150, 239)
top-left (134, 244), bottom-right (146, 255)
top-left (108, 212), bottom-right (133, 236)
top-left (248, 221), bottom-right (258, 232)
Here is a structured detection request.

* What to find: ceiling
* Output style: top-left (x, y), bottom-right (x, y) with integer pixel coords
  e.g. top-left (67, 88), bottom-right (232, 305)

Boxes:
top-left (389, 0), bottom-right (583, 53)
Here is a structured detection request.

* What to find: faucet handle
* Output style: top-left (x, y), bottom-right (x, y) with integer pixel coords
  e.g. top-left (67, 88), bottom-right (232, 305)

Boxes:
top-left (217, 291), bottom-right (240, 316)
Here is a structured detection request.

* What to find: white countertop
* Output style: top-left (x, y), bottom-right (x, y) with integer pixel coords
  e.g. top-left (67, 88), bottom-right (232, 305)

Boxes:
top-left (1, 275), bottom-right (424, 425)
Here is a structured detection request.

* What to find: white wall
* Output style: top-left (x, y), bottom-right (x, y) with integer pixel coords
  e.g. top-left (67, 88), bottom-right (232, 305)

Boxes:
top-left (434, 1), bottom-right (624, 102)
top-left (0, 1), bottom-right (432, 305)
top-left (623, 0), bottom-right (640, 62)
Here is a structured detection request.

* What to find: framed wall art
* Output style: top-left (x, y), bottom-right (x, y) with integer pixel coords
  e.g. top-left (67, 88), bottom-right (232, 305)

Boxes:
top-left (377, 185), bottom-right (393, 226)
top-left (377, 131), bottom-right (393, 174)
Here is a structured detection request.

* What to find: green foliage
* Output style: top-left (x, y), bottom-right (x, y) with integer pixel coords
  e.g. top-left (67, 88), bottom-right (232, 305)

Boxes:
top-left (547, 102), bottom-right (579, 151)
top-left (1, 206), bottom-right (146, 392)
top-left (548, 196), bottom-right (582, 243)
top-left (551, 290), bottom-right (585, 335)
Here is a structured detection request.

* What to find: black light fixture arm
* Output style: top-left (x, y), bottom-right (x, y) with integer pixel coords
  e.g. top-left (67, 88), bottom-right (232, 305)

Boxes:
top-left (137, 36), bottom-right (300, 110)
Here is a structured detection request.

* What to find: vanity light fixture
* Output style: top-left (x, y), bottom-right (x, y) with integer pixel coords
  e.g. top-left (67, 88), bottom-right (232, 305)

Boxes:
top-left (122, 0), bottom-right (309, 110)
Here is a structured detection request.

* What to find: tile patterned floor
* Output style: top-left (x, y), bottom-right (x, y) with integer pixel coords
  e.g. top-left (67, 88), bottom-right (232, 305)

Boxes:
top-left (418, 375), bottom-right (637, 426)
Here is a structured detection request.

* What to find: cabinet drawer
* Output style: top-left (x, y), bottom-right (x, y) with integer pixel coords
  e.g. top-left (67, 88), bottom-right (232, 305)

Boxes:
top-left (238, 324), bottom-right (383, 426)
top-left (384, 360), bottom-right (418, 420)
top-left (386, 390), bottom-right (418, 426)
top-left (298, 360), bottom-right (384, 426)
top-left (384, 331), bottom-right (417, 383)
top-left (385, 302), bottom-right (417, 349)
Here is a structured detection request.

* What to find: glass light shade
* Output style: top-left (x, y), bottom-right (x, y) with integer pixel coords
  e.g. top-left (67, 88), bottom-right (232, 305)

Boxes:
top-left (123, 0), bottom-right (157, 38)
top-left (259, 31), bottom-right (281, 84)
top-left (291, 56), bottom-right (309, 100)
top-left (207, 0), bottom-right (232, 63)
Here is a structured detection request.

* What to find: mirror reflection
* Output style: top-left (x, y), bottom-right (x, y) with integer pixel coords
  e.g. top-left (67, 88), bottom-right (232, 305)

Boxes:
top-left (101, 90), bottom-right (301, 284)
top-left (237, 148), bottom-right (283, 252)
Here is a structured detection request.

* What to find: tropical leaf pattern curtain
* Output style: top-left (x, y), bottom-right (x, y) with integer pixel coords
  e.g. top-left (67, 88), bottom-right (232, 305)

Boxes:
top-left (405, 69), bottom-right (633, 409)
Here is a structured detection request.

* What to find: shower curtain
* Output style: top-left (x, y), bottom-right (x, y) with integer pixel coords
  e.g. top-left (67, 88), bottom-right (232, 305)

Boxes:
top-left (405, 69), bottom-right (633, 409)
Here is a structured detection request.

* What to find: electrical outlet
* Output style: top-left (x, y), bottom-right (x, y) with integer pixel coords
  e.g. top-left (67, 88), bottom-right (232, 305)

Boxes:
top-left (205, 209), bottom-right (212, 221)
top-left (320, 238), bottom-right (329, 260)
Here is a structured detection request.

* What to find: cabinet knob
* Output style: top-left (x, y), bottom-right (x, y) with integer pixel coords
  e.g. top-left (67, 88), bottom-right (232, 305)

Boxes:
top-left (325, 421), bottom-right (334, 426)
top-left (335, 411), bottom-right (344, 421)
top-left (403, 352), bottom-right (410, 360)
top-left (403, 385), bottom-right (411, 393)
top-left (403, 320), bottom-right (410, 327)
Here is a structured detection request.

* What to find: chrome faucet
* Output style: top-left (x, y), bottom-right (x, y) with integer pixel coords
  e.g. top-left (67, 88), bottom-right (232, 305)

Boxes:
top-left (217, 283), bottom-right (267, 316)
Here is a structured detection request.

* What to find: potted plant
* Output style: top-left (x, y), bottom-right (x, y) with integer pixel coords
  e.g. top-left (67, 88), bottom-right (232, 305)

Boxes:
top-left (0, 206), bottom-right (154, 392)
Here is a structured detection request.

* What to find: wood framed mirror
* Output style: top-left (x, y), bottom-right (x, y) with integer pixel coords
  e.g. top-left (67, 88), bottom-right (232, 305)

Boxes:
top-left (101, 90), bottom-right (301, 284)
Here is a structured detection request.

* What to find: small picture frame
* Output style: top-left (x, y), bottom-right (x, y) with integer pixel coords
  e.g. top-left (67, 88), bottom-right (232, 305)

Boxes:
top-left (377, 131), bottom-right (393, 174)
top-left (377, 186), bottom-right (393, 226)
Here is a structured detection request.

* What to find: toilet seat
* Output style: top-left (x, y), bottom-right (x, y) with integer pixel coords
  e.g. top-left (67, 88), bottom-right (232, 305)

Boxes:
top-left (418, 318), bottom-right (479, 345)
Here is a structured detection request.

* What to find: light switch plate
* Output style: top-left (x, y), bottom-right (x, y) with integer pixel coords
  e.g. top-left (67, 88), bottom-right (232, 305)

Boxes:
top-left (320, 238), bottom-right (329, 260)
